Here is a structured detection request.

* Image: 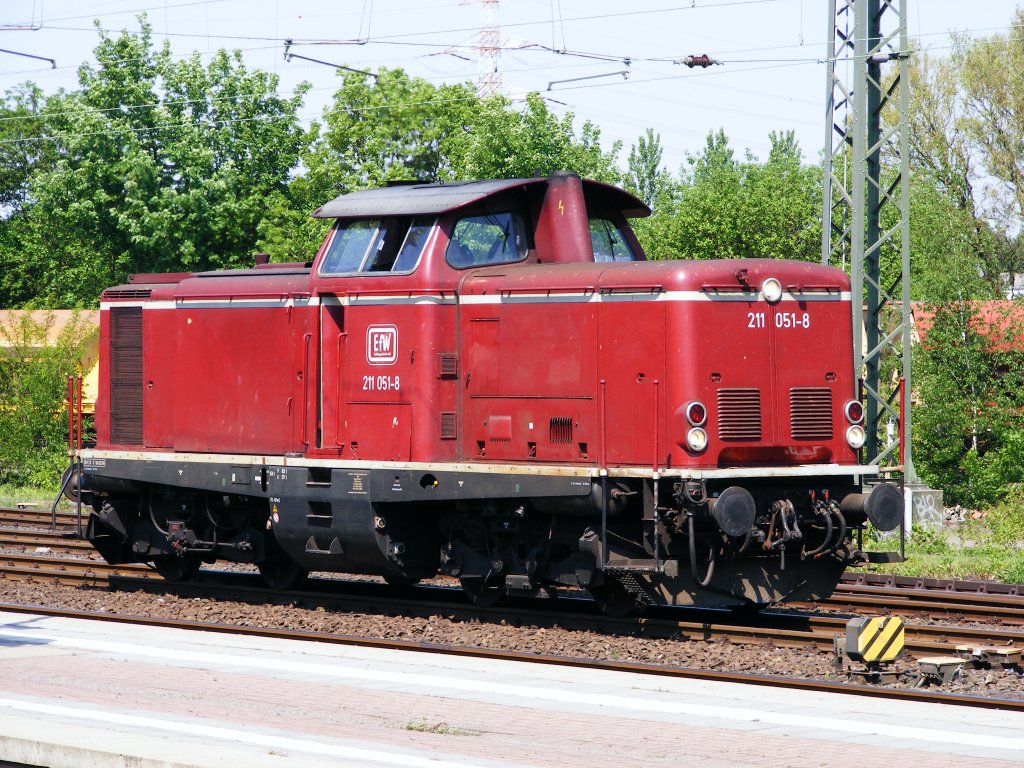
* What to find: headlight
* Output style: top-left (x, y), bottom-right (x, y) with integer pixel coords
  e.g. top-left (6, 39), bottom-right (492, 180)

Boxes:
top-left (846, 424), bottom-right (866, 449)
top-left (761, 277), bottom-right (783, 304)
top-left (686, 427), bottom-right (708, 452)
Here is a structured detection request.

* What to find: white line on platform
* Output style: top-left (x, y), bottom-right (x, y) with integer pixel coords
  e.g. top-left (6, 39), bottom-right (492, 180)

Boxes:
top-left (0, 697), bottom-right (521, 768)
top-left (2, 626), bottom-right (1022, 753)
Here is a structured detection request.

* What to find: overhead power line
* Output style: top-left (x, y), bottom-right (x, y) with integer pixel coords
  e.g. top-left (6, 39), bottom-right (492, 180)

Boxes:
top-left (0, 48), bottom-right (56, 69)
top-left (283, 39), bottom-right (377, 79)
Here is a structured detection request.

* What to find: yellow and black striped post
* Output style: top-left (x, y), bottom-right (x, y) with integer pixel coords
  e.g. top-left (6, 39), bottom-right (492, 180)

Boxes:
top-left (845, 616), bottom-right (905, 663)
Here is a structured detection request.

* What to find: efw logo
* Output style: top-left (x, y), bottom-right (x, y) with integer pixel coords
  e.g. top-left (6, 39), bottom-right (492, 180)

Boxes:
top-left (366, 324), bottom-right (398, 365)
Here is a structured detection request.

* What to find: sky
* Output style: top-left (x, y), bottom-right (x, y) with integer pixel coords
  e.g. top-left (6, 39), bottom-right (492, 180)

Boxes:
top-left (0, 0), bottom-right (1020, 175)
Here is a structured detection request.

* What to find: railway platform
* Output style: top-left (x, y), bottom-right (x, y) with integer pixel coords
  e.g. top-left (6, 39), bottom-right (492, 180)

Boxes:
top-left (0, 610), bottom-right (1022, 767)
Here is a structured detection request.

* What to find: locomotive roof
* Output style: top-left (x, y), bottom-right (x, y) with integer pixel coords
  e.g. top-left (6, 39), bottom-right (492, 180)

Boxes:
top-left (311, 176), bottom-right (650, 219)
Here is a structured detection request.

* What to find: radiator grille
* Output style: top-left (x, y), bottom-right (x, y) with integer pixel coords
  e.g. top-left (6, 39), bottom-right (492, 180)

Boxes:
top-left (109, 306), bottom-right (143, 445)
top-left (716, 388), bottom-right (761, 440)
top-left (790, 387), bottom-right (833, 440)
top-left (104, 288), bottom-right (152, 299)
top-left (440, 412), bottom-right (457, 440)
top-left (549, 417), bottom-right (573, 444)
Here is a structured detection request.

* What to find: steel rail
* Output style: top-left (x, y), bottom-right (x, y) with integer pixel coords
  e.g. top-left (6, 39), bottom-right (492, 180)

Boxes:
top-left (814, 587), bottom-right (1024, 624)
top-left (0, 553), bottom-right (153, 581)
top-left (0, 531), bottom-right (94, 553)
top-left (0, 507), bottom-right (79, 529)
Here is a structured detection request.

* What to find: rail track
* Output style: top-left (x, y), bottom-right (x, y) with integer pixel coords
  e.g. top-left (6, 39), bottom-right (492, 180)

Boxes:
top-left (4, 505), bottom-right (1024, 668)
top-left (1, 548), bottom-right (1020, 661)
top-left (6, 506), bottom-right (1024, 626)
top-left (0, 506), bottom-right (80, 530)
top-left (813, 576), bottom-right (1024, 625)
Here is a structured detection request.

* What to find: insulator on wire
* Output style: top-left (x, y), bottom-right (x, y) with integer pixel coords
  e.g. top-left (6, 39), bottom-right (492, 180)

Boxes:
top-left (680, 54), bottom-right (719, 69)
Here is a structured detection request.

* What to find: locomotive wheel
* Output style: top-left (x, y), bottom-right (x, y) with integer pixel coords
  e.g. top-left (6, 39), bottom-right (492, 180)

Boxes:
top-left (588, 578), bottom-right (646, 618)
top-left (257, 557), bottom-right (308, 590)
top-left (459, 576), bottom-right (506, 607)
top-left (151, 555), bottom-right (201, 582)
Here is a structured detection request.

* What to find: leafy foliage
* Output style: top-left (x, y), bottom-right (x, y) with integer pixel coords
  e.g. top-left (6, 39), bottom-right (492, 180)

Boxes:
top-left (636, 129), bottom-right (821, 262)
top-left (0, 19), bottom-right (310, 307)
top-left (624, 128), bottom-right (671, 210)
top-left (448, 92), bottom-right (620, 182)
top-left (260, 72), bottom-right (622, 259)
top-left (986, 488), bottom-right (1024, 546)
top-left (0, 313), bottom-right (92, 487)
top-left (913, 295), bottom-right (1024, 507)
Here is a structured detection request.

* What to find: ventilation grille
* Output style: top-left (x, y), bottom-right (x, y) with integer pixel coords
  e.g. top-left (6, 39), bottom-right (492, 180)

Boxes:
top-left (790, 387), bottom-right (833, 440)
top-left (436, 352), bottom-right (458, 379)
top-left (440, 412), bottom-right (457, 440)
top-left (109, 306), bottom-right (143, 445)
top-left (716, 388), bottom-right (761, 441)
top-left (549, 417), bottom-right (573, 444)
top-left (104, 288), bottom-right (152, 300)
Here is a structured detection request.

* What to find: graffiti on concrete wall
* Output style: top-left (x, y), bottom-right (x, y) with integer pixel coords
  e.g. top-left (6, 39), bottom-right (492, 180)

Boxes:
top-left (911, 489), bottom-right (943, 528)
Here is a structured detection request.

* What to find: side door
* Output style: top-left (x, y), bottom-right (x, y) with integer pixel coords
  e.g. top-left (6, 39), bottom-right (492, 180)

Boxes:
top-left (317, 297), bottom-right (346, 453)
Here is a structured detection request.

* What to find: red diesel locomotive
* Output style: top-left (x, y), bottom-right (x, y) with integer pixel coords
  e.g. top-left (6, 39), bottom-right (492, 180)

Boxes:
top-left (74, 172), bottom-right (903, 613)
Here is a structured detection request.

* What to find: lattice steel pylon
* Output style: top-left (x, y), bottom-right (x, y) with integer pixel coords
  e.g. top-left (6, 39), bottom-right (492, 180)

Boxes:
top-left (462, 0), bottom-right (503, 98)
top-left (822, 0), bottom-right (915, 481)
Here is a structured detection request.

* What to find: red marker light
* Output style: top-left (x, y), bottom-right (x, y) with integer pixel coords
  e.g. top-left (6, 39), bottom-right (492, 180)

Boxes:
top-left (686, 401), bottom-right (707, 427)
top-left (845, 400), bottom-right (864, 424)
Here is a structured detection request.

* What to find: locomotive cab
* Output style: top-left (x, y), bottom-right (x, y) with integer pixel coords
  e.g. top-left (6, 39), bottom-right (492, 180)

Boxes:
top-left (77, 172), bottom-right (903, 613)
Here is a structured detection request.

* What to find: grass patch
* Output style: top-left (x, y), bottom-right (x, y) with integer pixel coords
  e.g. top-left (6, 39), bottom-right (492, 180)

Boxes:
top-left (402, 721), bottom-right (481, 737)
top-left (858, 491), bottom-right (1024, 583)
top-left (0, 484), bottom-right (62, 509)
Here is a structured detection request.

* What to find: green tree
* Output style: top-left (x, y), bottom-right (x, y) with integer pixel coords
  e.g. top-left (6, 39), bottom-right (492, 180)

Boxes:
top-left (958, 14), bottom-right (1024, 250)
top-left (297, 68), bottom-right (477, 202)
top-left (909, 167), bottom-right (1019, 507)
top-left (625, 128), bottom-right (671, 210)
top-left (448, 92), bottom-right (620, 182)
top-left (0, 312), bottom-right (92, 487)
top-left (893, 23), bottom-right (1024, 506)
top-left (668, 128), bottom-right (742, 260)
top-left (903, 22), bottom-right (1024, 293)
top-left (0, 84), bottom-right (55, 210)
top-left (261, 74), bottom-right (622, 259)
top-left (260, 68), bottom-right (479, 261)
top-left (737, 131), bottom-right (821, 262)
top-left (0, 19), bottom-right (309, 307)
top-left (913, 298), bottom-right (1024, 508)
top-left (637, 130), bottom-right (820, 262)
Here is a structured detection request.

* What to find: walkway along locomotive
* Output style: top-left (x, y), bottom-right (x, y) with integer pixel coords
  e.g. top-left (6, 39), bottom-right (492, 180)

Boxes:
top-left (71, 172), bottom-right (904, 613)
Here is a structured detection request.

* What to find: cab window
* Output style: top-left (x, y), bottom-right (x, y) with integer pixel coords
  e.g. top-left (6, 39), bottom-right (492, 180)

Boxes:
top-left (589, 217), bottom-right (637, 262)
top-left (319, 216), bottom-right (434, 275)
top-left (445, 212), bottom-right (528, 269)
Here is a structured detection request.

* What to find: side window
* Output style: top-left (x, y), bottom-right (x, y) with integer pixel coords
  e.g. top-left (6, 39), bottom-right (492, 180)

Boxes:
top-left (319, 217), bottom-right (434, 275)
top-left (446, 212), bottom-right (528, 269)
top-left (320, 219), bottom-right (380, 274)
top-left (390, 217), bottom-right (435, 273)
top-left (589, 217), bottom-right (637, 262)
